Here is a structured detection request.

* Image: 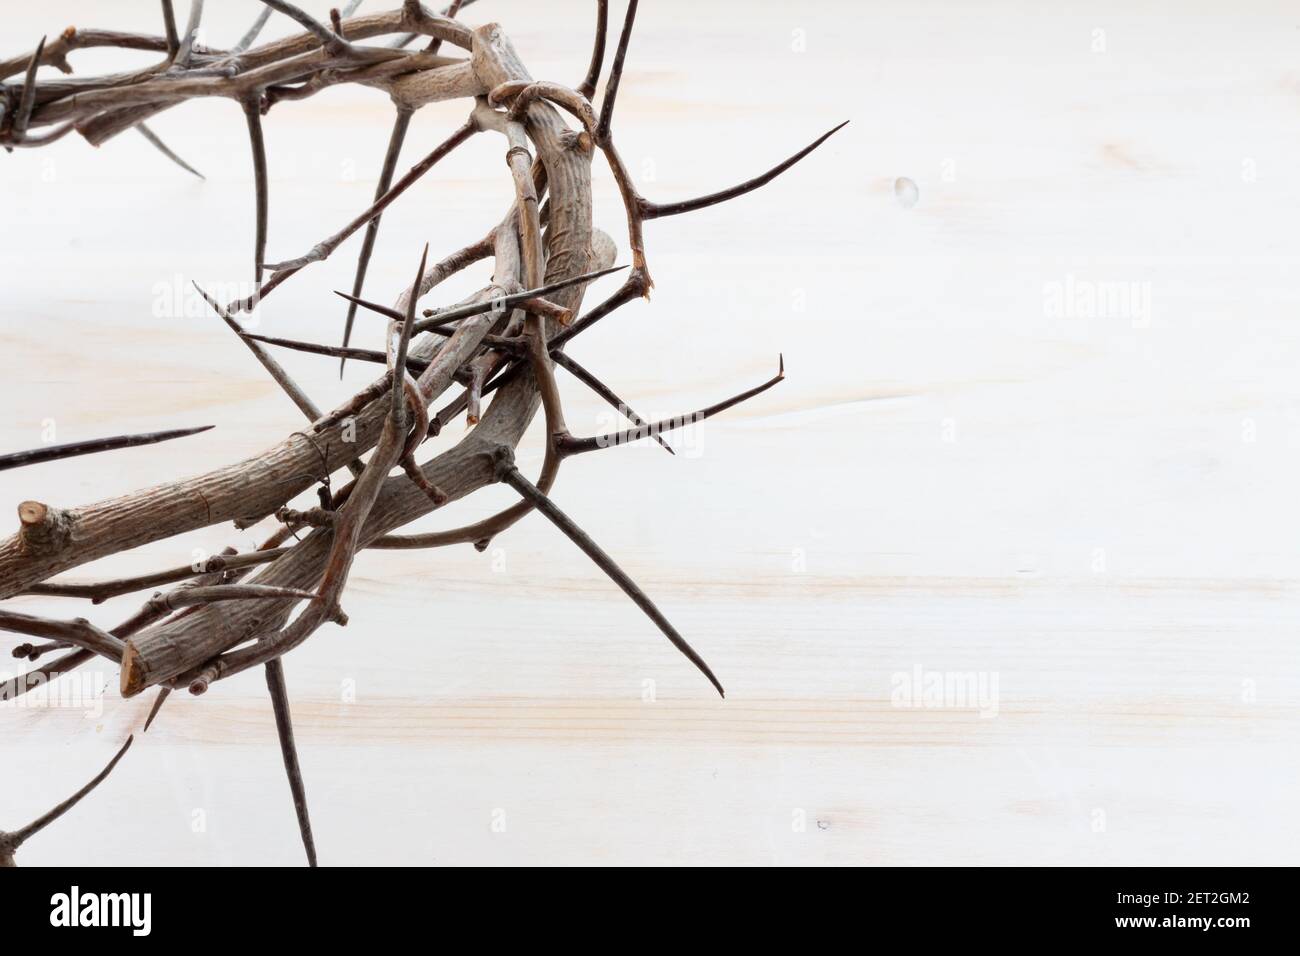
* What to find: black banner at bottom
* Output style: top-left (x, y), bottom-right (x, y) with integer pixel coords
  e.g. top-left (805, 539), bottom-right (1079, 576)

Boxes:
top-left (0, 866), bottom-right (1285, 942)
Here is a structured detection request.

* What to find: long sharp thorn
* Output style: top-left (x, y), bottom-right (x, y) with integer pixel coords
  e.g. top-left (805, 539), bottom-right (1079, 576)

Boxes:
top-left (175, 1), bottom-right (205, 68)
top-left (340, 106), bottom-right (413, 376)
top-left (642, 121), bottom-right (849, 220)
top-left (0, 425), bottom-right (213, 473)
top-left (259, 1), bottom-right (343, 50)
top-left (499, 465), bottom-right (724, 698)
top-left (8, 736), bottom-right (134, 851)
top-left (333, 289), bottom-right (403, 321)
top-left (392, 244), bottom-right (428, 423)
top-left (559, 355), bottom-right (786, 456)
top-left (257, 119), bottom-right (477, 280)
top-left (429, 275), bottom-right (641, 433)
top-left (578, 0), bottom-right (609, 99)
top-left (264, 658), bottom-right (317, 867)
top-left (143, 687), bottom-right (170, 732)
top-left (243, 98), bottom-right (270, 285)
top-left (413, 265), bottom-right (627, 334)
top-left (161, 1), bottom-right (181, 57)
top-left (232, 7), bottom-right (273, 54)
top-left (193, 282), bottom-right (331, 428)
top-left (135, 122), bottom-right (205, 179)
top-left (552, 352), bottom-right (672, 454)
top-left (243, 332), bottom-right (427, 373)
top-left (596, 0), bottom-right (638, 141)
top-left (12, 36), bottom-right (45, 142)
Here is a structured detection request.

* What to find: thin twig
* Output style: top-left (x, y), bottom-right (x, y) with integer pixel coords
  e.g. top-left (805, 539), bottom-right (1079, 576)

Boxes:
top-left (24, 546), bottom-right (292, 602)
top-left (0, 609), bottom-right (126, 661)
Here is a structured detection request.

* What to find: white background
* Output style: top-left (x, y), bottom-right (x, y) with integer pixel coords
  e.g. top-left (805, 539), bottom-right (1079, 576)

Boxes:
top-left (2, 1), bottom-right (1298, 865)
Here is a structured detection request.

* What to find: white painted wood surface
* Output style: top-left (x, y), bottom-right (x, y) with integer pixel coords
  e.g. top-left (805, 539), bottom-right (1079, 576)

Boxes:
top-left (2, 1), bottom-right (1297, 865)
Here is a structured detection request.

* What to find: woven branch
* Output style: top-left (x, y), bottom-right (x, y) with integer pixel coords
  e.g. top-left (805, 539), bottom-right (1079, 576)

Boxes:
top-left (0, 0), bottom-right (843, 865)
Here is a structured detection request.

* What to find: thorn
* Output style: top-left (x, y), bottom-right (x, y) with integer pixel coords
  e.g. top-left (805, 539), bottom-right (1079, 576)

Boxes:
top-left (244, 332), bottom-right (427, 373)
top-left (596, 0), bottom-right (638, 142)
top-left (174, 1), bottom-right (206, 68)
top-left (391, 243), bottom-right (428, 424)
top-left (499, 466), bottom-right (724, 698)
top-left (641, 121), bottom-right (849, 220)
top-left (264, 658), bottom-right (317, 866)
top-left (332, 289), bottom-right (402, 322)
top-left (135, 122), bottom-right (205, 179)
top-left (8, 736), bottom-right (134, 852)
top-left (578, 0), bottom-right (609, 99)
top-left (143, 687), bottom-right (170, 732)
top-left (12, 36), bottom-right (46, 143)
top-left (161, 2), bottom-right (181, 58)
top-left (556, 357), bottom-right (786, 458)
top-left (0, 425), bottom-right (213, 473)
top-left (231, 7), bottom-right (273, 54)
top-left (260, 0), bottom-right (348, 53)
top-left (243, 98), bottom-right (270, 285)
top-left (340, 107), bottom-right (413, 376)
top-left (551, 352), bottom-right (672, 455)
top-left (413, 265), bottom-right (628, 334)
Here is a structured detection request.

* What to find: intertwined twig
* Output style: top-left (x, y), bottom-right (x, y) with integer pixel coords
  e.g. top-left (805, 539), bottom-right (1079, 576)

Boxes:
top-left (0, 0), bottom-right (844, 865)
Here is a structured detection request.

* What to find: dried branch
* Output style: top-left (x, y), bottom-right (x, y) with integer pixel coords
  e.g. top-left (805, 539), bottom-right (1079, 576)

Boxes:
top-left (0, 608), bottom-right (126, 662)
top-left (0, 5), bottom-right (844, 864)
top-left (11, 640), bottom-right (72, 661)
top-left (1, 650), bottom-right (93, 703)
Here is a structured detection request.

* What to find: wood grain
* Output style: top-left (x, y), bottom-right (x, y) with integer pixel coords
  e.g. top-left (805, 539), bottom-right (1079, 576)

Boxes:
top-left (2, 0), bottom-right (1297, 865)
